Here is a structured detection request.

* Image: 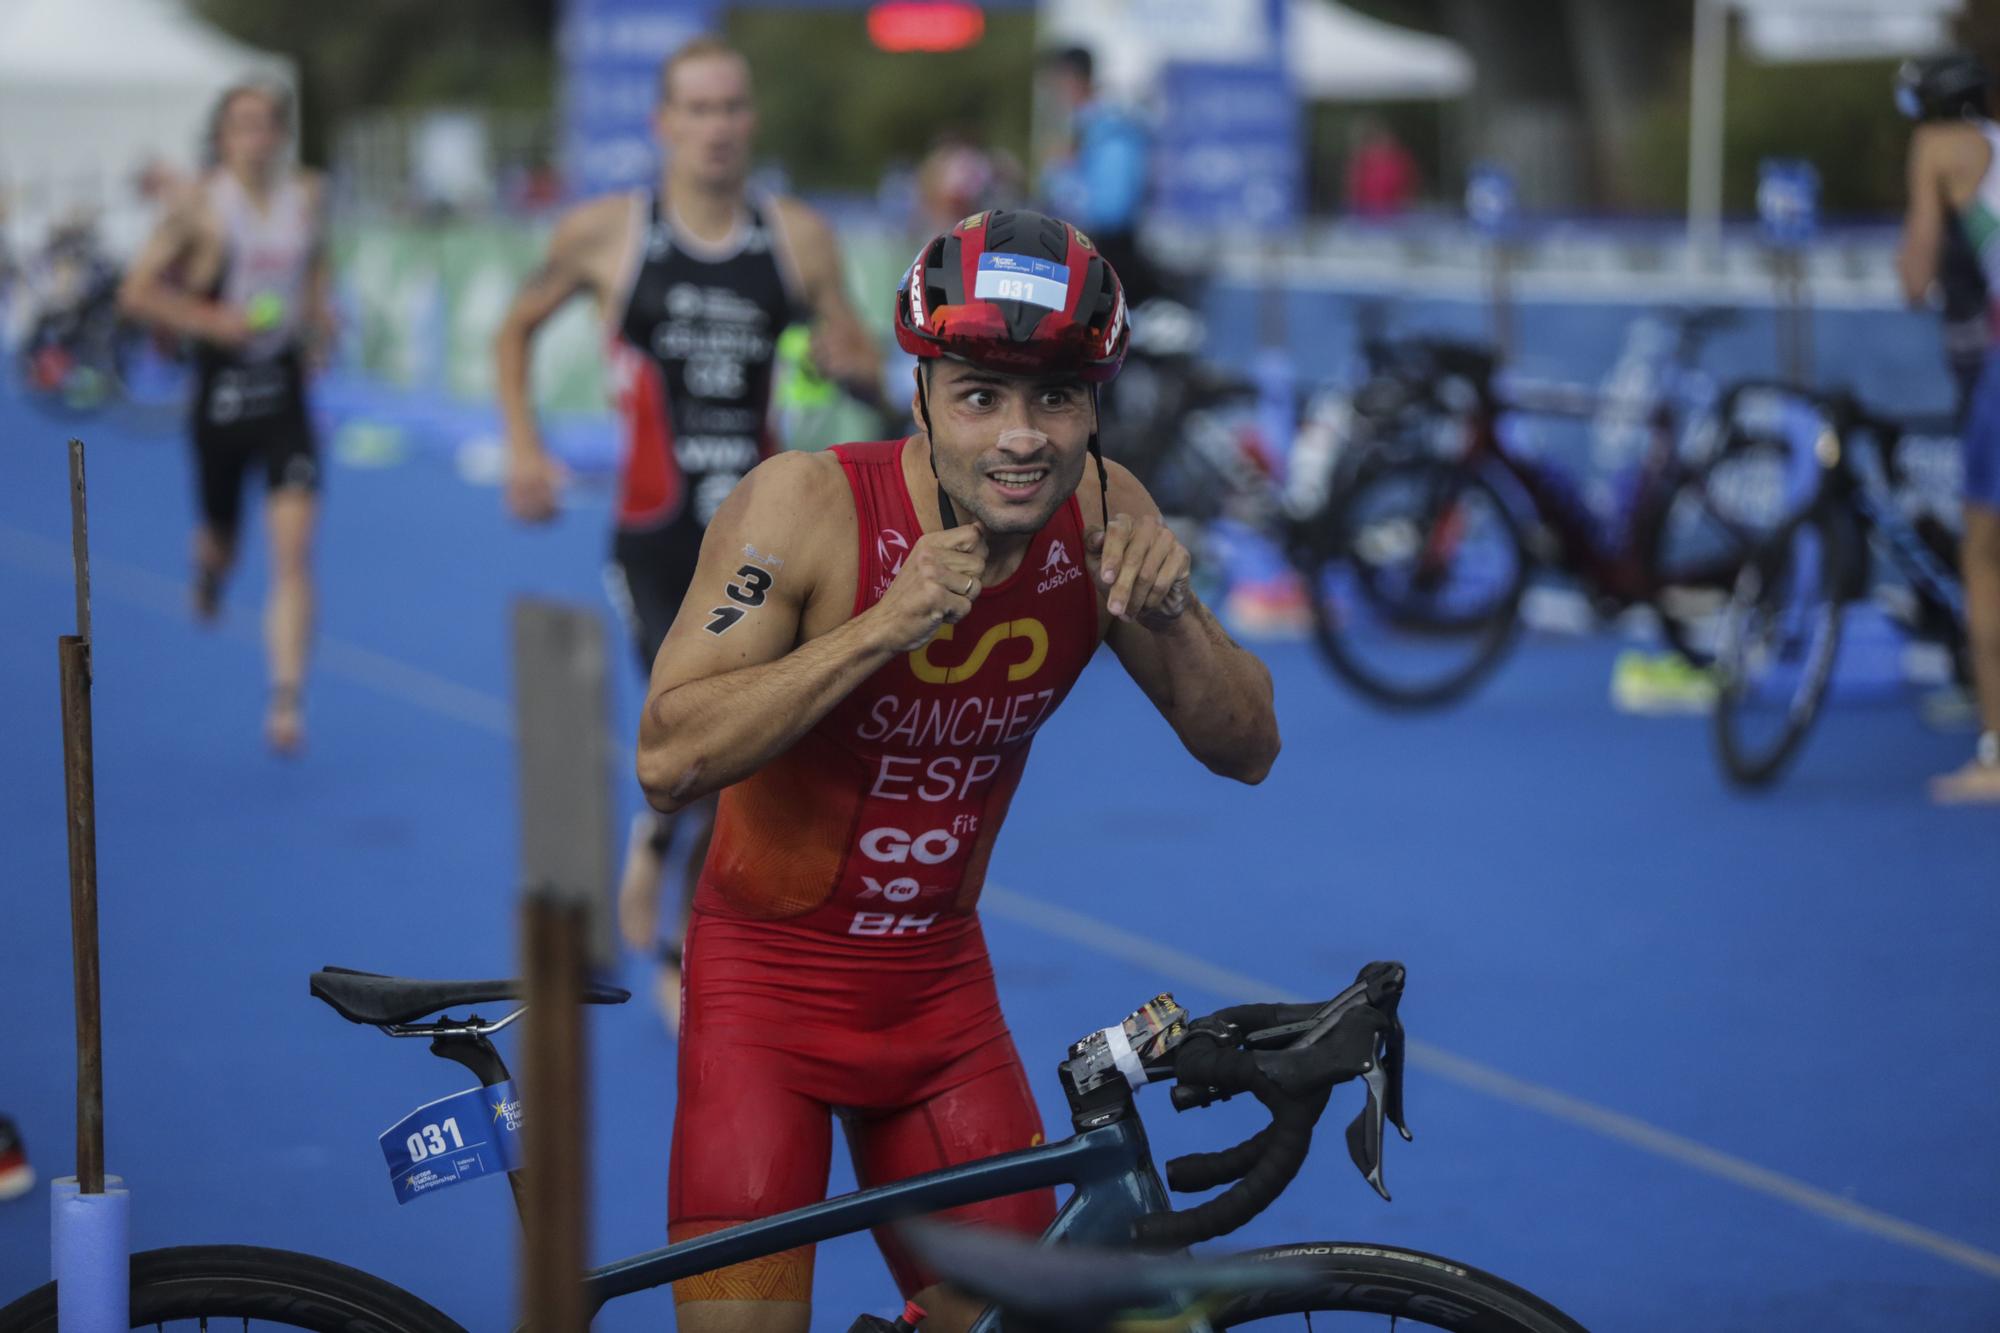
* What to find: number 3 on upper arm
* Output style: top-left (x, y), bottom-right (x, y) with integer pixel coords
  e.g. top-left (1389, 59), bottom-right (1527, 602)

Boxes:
top-left (704, 564), bottom-right (774, 636)
top-left (727, 565), bottom-right (772, 607)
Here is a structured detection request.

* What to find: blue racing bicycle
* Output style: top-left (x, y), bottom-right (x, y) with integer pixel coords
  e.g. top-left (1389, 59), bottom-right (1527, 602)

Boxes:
top-left (0, 962), bottom-right (1589, 1331)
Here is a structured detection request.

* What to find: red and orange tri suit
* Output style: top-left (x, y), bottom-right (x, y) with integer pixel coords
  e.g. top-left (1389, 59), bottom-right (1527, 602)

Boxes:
top-left (670, 436), bottom-right (1103, 1302)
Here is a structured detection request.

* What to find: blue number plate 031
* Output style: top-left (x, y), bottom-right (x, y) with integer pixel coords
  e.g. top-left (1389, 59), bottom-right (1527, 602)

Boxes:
top-left (973, 253), bottom-right (1070, 311)
top-left (379, 1081), bottom-right (524, 1204)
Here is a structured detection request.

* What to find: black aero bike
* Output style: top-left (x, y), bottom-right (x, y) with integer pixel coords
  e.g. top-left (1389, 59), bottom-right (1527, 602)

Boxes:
top-left (1301, 309), bottom-right (1762, 708)
top-left (1708, 386), bottom-right (1969, 786)
top-left (0, 962), bottom-right (1588, 1332)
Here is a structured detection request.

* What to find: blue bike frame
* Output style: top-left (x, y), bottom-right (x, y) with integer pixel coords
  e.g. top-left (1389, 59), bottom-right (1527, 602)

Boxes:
top-left (574, 1113), bottom-right (1175, 1331)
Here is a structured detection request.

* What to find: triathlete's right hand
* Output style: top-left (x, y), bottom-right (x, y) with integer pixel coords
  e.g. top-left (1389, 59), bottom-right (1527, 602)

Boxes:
top-left (505, 448), bottom-right (561, 524)
top-left (201, 303), bottom-right (254, 349)
top-left (866, 522), bottom-right (987, 652)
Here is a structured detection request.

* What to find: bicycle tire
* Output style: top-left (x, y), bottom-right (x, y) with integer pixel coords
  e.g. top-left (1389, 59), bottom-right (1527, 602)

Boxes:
top-left (1636, 423), bottom-right (1799, 667)
top-left (0, 1244), bottom-right (466, 1333)
top-left (1711, 505), bottom-right (1855, 788)
top-left (1208, 1240), bottom-right (1589, 1332)
top-left (1303, 456), bottom-right (1528, 709)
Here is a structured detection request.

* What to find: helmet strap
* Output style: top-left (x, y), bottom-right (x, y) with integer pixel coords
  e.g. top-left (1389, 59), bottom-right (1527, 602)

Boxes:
top-left (1089, 384), bottom-right (1109, 532)
top-left (916, 367), bottom-right (959, 529)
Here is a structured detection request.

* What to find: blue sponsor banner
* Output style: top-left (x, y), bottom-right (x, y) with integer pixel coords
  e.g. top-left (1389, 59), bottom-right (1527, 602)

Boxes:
top-left (1149, 0), bottom-right (1298, 230)
top-left (379, 1081), bottom-right (524, 1205)
top-left (1151, 60), bottom-right (1301, 231)
top-left (559, 0), bottom-right (717, 197)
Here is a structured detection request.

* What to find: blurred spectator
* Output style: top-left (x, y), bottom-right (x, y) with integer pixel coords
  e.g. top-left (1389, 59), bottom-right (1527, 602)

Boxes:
top-left (500, 158), bottom-right (563, 215)
top-left (1344, 117), bottom-right (1419, 219)
top-left (0, 1116), bottom-right (30, 1202)
top-left (1036, 44), bottom-right (1160, 305)
top-left (134, 156), bottom-right (188, 209)
top-left (912, 130), bottom-right (1023, 236)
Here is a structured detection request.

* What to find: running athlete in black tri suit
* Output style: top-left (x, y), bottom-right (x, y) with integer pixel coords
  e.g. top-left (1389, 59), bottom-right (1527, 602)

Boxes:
top-left (120, 81), bottom-right (332, 755)
top-left (606, 190), bottom-right (800, 659)
top-left (494, 35), bottom-right (882, 1025)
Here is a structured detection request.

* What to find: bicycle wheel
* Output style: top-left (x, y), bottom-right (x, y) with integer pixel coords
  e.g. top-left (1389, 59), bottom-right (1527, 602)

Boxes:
top-left (1302, 456), bottom-right (1528, 708)
top-left (1209, 1240), bottom-right (1588, 1332)
top-left (1711, 505), bottom-right (1855, 788)
top-left (0, 1244), bottom-right (466, 1333)
top-left (1639, 426), bottom-right (1796, 666)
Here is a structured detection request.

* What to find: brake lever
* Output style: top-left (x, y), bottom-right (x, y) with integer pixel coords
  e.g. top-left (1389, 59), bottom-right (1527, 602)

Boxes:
top-left (1342, 1026), bottom-right (1413, 1202)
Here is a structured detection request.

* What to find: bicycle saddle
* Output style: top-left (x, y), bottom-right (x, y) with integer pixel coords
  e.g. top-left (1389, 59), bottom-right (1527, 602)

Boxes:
top-left (309, 965), bottom-right (630, 1026)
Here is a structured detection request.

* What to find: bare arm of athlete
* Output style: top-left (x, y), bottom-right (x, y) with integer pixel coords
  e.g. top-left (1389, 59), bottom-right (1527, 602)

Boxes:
top-left (1898, 127), bottom-right (1949, 308)
top-left (116, 189), bottom-right (247, 347)
top-left (1089, 459), bottom-right (1280, 784)
top-left (493, 194), bottom-right (625, 522)
top-left (776, 197), bottom-right (885, 404)
top-left (636, 452), bottom-right (987, 813)
top-left (302, 172), bottom-right (335, 370)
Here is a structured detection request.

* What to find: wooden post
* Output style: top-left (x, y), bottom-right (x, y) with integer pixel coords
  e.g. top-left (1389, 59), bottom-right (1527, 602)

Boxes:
top-left (69, 440), bottom-right (91, 644)
top-left (520, 893), bottom-right (588, 1333)
top-left (60, 439), bottom-right (104, 1196)
top-left (510, 599), bottom-right (614, 1332)
top-left (59, 637), bottom-right (103, 1196)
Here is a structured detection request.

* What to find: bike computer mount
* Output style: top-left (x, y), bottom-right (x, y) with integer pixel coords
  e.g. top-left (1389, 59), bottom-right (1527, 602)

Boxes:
top-left (1060, 994), bottom-right (1189, 1128)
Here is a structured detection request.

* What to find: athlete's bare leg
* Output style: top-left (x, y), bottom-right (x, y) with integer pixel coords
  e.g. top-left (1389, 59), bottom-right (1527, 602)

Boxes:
top-left (263, 486), bottom-right (316, 755)
top-left (615, 793), bottom-right (716, 1032)
top-left (616, 810), bottom-right (673, 951)
top-left (673, 1300), bottom-right (809, 1333)
top-left (1932, 503), bottom-right (2000, 802)
top-left (192, 523), bottom-right (235, 623)
top-left (655, 794), bottom-right (716, 1033)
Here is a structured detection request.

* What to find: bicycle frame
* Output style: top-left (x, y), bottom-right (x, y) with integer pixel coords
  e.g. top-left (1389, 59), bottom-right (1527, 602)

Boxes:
top-left (1455, 369), bottom-right (1699, 604)
top-left (1350, 314), bottom-right (1720, 604)
top-left (417, 1020), bottom-right (1182, 1330)
top-left (1824, 420), bottom-right (1966, 626)
top-left (574, 1113), bottom-right (1176, 1329)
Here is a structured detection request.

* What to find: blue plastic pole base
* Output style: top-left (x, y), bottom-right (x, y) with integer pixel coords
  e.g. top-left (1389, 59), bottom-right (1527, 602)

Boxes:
top-left (51, 1175), bottom-right (129, 1332)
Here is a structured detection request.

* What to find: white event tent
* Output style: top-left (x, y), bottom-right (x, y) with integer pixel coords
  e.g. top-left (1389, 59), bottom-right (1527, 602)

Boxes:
top-left (1039, 0), bottom-right (1472, 103)
top-left (0, 0), bottom-right (294, 254)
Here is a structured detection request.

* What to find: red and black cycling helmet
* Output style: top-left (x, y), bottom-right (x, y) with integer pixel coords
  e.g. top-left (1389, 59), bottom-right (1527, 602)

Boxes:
top-left (896, 208), bottom-right (1129, 382)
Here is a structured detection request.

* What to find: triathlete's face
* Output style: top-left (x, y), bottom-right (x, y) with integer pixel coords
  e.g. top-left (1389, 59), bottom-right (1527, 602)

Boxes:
top-left (918, 362), bottom-right (1095, 535)
top-left (658, 55), bottom-right (756, 190)
top-left (218, 91), bottom-right (286, 175)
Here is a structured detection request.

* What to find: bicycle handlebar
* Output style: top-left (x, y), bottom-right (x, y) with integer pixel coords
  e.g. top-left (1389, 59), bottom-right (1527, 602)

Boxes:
top-left (1129, 961), bottom-right (1411, 1250)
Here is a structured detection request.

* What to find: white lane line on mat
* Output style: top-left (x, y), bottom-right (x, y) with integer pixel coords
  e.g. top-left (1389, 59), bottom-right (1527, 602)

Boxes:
top-left (8, 517), bottom-right (1998, 1282)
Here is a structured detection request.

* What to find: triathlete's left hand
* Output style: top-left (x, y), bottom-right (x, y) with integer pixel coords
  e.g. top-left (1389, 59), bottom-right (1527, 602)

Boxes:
top-left (1088, 513), bottom-right (1191, 629)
